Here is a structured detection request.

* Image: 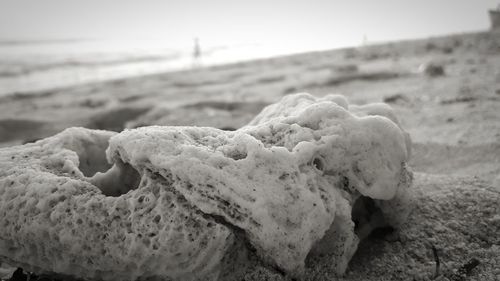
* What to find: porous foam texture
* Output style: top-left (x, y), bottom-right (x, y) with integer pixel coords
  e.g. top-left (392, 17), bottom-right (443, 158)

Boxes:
top-left (0, 93), bottom-right (413, 280)
top-left (0, 128), bottom-right (234, 281)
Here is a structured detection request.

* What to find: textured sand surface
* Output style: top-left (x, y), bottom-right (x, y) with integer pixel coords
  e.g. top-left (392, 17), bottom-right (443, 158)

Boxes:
top-left (239, 173), bottom-right (500, 281)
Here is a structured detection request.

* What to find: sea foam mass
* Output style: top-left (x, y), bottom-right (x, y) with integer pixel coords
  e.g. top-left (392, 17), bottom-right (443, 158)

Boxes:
top-left (0, 93), bottom-right (413, 280)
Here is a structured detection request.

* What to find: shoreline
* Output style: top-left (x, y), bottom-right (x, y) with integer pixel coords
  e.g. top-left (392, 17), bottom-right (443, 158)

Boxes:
top-left (0, 30), bottom-right (490, 98)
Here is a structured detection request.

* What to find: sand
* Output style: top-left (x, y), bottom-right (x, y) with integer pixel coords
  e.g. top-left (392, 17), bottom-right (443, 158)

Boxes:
top-left (0, 31), bottom-right (499, 280)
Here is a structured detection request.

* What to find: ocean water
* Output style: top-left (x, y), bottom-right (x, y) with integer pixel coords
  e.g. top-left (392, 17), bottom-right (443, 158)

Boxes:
top-left (0, 39), bottom-right (322, 96)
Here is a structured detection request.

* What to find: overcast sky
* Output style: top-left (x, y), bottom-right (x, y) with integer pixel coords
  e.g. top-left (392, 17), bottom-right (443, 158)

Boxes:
top-left (0, 0), bottom-right (498, 49)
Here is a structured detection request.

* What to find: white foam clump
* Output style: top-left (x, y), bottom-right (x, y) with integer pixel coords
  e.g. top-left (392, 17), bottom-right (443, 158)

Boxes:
top-left (0, 128), bottom-right (234, 281)
top-left (0, 93), bottom-right (412, 280)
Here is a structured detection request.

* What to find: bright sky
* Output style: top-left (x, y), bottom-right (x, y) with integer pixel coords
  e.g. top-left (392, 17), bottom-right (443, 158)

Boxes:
top-left (0, 0), bottom-right (498, 51)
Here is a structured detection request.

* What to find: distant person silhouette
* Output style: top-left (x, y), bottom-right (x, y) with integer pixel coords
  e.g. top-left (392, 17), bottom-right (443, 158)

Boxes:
top-left (192, 37), bottom-right (201, 68)
top-left (362, 34), bottom-right (368, 46)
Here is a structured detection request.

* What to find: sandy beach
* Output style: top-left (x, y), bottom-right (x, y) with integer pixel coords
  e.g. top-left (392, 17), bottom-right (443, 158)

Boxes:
top-left (0, 30), bottom-right (499, 280)
top-left (1, 31), bottom-right (499, 184)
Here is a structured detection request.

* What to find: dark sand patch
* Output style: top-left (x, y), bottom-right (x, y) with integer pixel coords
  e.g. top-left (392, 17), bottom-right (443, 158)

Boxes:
top-left (0, 90), bottom-right (58, 101)
top-left (128, 101), bottom-right (269, 130)
top-left (86, 107), bottom-right (150, 132)
top-left (0, 119), bottom-right (48, 143)
top-left (255, 74), bottom-right (287, 84)
top-left (322, 71), bottom-right (408, 87)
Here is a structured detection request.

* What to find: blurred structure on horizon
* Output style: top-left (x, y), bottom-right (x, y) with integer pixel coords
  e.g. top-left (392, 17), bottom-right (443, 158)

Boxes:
top-left (489, 4), bottom-right (500, 30)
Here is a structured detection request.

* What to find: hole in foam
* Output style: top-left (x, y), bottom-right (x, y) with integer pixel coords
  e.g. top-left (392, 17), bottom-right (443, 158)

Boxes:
top-left (312, 156), bottom-right (325, 172)
top-left (90, 159), bottom-right (141, 197)
top-left (351, 196), bottom-right (388, 241)
top-left (73, 138), bottom-right (112, 177)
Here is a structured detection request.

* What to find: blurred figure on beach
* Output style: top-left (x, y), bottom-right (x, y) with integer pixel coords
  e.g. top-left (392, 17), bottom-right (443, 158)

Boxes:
top-left (192, 37), bottom-right (202, 68)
